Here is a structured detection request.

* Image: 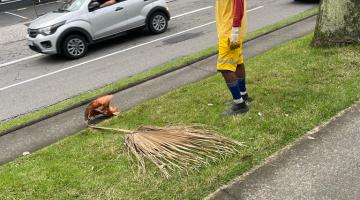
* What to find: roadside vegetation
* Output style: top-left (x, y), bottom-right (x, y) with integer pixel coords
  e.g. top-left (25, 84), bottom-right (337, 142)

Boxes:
top-left (0, 7), bottom-right (319, 135)
top-left (1, 33), bottom-right (360, 199)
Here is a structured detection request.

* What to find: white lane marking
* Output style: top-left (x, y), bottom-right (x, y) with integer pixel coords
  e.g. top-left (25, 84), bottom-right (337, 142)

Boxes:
top-left (0, 6), bottom-right (215, 69)
top-left (171, 5), bottom-right (262, 20)
top-left (0, 54), bottom-right (42, 69)
top-left (172, 6), bottom-right (213, 20)
top-left (0, 5), bottom-right (264, 92)
top-left (0, 0), bottom-right (22, 5)
top-left (4, 11), bottom-right (28, 19)
top-left (0, 0), bottom-right (59, 6)
top-left (247, 5), bottom-right (264, 12)
top-left (0, 22), bottom-right (216, 92)
top-left (36, 0), bottom-right (61, 6)
top-left (17, 8), bottom-right (27, 11)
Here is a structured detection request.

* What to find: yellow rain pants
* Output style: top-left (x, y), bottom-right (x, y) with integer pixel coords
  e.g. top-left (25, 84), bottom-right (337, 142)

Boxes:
top-left (216, 0), bottom-right (247, 72)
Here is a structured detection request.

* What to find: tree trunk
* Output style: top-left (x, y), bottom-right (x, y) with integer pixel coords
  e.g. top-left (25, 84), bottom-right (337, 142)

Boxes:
top-left (313, 0), bottom-right (360, 47)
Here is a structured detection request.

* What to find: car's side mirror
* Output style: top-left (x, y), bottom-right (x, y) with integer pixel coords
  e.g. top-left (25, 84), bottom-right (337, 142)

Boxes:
top-left (88, 1), bottom-right (100, 11)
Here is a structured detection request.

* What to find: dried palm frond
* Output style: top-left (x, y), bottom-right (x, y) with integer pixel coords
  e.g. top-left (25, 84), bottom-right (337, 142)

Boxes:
top-left (89, 125), bottom-right (244, 178)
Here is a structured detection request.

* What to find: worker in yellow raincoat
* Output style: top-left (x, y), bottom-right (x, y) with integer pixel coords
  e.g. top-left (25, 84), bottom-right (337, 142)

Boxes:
top-left (216, 0), bottom-right (250, 115)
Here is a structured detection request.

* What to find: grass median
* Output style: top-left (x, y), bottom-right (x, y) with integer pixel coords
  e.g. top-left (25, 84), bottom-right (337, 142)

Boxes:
top-left (1, 33), bottom-right (360, 199)
top-left (0, 7), bottom-right (319, 136)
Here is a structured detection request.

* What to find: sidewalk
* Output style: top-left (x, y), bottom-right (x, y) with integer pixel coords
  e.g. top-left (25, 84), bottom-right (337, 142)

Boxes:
top-left (206, 102), bottom-right (360, 200)
top-left (0, 17), bottom-right (317, 164)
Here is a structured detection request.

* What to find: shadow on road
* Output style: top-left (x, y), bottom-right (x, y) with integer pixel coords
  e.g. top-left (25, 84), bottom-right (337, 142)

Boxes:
top-left (292, 0), bottom-right (320, 4)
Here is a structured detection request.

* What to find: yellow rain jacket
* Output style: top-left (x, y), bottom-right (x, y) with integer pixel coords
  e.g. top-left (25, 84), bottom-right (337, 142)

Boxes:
top-left (216, 0), bottom-right (247, 72)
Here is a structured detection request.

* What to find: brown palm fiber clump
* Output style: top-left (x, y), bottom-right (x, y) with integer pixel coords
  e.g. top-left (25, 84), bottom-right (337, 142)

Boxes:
top-left (89, 125), bottom-right (244, 178)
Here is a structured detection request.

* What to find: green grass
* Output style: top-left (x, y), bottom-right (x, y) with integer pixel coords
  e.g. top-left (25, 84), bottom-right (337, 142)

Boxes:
top-left (1, 34), bottom-right (360, 199)
top-left (0, 7), bottom-right (319, 135)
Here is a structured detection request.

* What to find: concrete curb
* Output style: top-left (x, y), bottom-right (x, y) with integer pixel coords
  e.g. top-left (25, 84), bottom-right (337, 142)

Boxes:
top-left (204, 100), bottom-right (360, 200)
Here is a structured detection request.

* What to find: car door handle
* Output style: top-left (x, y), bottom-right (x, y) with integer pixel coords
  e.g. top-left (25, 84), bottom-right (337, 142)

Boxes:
top-left (115, 7), bottom-right (123, 11)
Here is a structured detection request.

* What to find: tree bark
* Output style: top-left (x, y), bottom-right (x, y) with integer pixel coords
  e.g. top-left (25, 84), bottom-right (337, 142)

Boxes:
top-left (313, 0), bottom-right (360, 47)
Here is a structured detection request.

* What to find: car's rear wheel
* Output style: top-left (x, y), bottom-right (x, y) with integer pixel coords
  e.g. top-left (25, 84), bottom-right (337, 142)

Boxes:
top-left (148, 12), bottom-right (168, 34)
top-left (62, 34), bottom-right (88, 59)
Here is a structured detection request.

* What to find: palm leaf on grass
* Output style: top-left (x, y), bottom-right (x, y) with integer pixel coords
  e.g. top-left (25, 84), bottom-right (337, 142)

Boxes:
top-left (89, 125), bottom-right (244, 178)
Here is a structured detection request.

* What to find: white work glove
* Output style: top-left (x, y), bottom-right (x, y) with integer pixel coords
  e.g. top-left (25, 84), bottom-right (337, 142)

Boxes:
top-left (229, 27), bottom-right (240, 50)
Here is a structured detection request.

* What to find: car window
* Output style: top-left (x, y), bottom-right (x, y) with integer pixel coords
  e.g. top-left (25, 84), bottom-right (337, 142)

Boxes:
top-left (59, 0), bottom-right (86, 12)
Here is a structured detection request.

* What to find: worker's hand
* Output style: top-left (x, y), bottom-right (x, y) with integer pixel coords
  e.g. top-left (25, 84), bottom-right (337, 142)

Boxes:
top-left (229, 27), bottom-right (240, 50)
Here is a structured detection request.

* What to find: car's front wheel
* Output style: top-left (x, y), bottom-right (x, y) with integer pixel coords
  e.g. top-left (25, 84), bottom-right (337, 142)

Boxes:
top-left (61, 34), bottom-right (88, 59)
top-left (148, 12), bottom-right (168, 34)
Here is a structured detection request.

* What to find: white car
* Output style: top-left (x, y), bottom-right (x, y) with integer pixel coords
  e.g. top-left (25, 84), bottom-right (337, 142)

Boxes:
top-left (27, 0), bottom-right (170, 59)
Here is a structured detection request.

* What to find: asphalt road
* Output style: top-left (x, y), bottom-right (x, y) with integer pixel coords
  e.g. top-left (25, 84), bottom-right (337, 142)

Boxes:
top-left (0, 0), bottom-right (59, 13)
top-left (0, 0), bottom-right (61, 24)
top-left (0, 0), bottom-right (318, 122)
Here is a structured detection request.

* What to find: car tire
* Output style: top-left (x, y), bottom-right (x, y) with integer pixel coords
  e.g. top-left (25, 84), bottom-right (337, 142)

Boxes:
top-left (61, 34), bottom-right (88, 59)
top-left (148, 12), bottom-right (168, 34)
